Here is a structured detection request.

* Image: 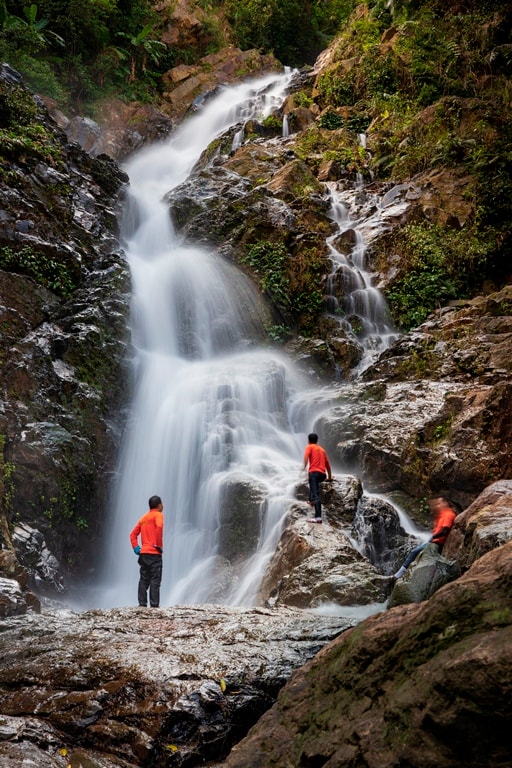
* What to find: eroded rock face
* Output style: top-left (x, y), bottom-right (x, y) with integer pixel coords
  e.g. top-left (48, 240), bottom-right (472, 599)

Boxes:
top-left (222, 541), bottom-right (512, 768)
top-left (0, 65), bottom-right (131, 597)
top-left (387, 543), bottom-right (460, 608)
top-left (0, 603), bottom-right (358, 767)
top-left (310, 379), bottom-right (509, 511)
top-left (257, 479), bottom-right (409, 609)
top-left (443, 479), bottom-right (512, 571)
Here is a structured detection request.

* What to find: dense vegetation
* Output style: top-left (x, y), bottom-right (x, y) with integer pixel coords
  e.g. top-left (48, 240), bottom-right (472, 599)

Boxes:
top-left (0, 0), bottom-right (354, 109)
top-left (1, 0), bottom-right (511, 331)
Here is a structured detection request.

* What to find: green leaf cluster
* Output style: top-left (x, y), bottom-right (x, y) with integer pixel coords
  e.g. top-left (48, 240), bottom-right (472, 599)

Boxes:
top-left (0, 245), bottom-right (80, 297)
top-left (241, 240), bottom-right (324, 332)
top-left (385, 223), bottom-right (491, 331)
top-left (224, 0), bottom-right (355, 68)
top-left (0, 0), bottom-right (173, 108)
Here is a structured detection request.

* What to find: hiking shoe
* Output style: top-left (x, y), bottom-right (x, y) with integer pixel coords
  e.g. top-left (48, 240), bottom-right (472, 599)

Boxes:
top-left (307, 518), bottom-right (322, 523)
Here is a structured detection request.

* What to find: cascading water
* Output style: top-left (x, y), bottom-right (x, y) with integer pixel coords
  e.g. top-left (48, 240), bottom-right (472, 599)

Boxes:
top-left (99, 70), bottom-right (314, 609)
top-left (95, 72), bottom-right (407, 610)
top-left (323, 181), bottom-right (403, 372)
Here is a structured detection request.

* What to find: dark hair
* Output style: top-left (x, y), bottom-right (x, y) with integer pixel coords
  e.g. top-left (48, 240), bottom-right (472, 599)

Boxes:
top-left (308, 433), bottom-right (318, 444)
top-left (149, 495), bottom-right (162, 509)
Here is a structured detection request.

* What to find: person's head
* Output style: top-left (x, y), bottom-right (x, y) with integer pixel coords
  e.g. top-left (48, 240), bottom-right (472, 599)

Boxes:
top-left (428, 495), bottom-right (452, 513)
top-left (149, 495), bottom-right (163, 510)
top-left (308, 433), bottom-right (318, 444)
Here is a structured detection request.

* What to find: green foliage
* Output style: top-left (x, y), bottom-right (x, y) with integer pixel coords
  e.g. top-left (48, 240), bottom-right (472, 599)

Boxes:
top-left (295, 124), bottom-right (367, 176)
top-left (224, 0), bottom-right (356, 67)
top-left (265, 323), bottom-right (292, 343)
top-left (241, 240), bottom-right (324, 331)
top-left (242, 240), bottom-right (290, 309)
top-left (385, 223), bottom-right (491, 330)
top-left (261, 114), bottom-right (282, 131)
top-left (0, 245), bottom-right (80, 297)
top-left (0, 79), bottom-right (65, 162)
top-left (0, 0), bottom-right (169, 109)
top-left (317, 111), bottom-right (345, 130)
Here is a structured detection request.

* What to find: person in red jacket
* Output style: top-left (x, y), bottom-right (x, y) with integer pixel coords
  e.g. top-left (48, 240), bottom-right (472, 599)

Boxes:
top-left (130, 495), bottom-right (164, 607)
top-left (394, 496), bottom-right (457, 579)
top-left (303, 432), bottom-right (332, 523)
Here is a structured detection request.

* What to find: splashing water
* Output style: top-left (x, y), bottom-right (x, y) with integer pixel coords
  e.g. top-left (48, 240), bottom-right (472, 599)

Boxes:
top-left (324, 181), bottom-right (405, 372)
top-left (95, 72), bottom-right (403, 610)
top-left (99, 71), bottom-right (314, 609)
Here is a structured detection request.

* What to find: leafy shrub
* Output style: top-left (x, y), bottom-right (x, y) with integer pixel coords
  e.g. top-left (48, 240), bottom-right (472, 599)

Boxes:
top-left (384, 223), bottom-right (492, 330)
top-left (0, 245), bottom-right (80, 297)
top-left (241, 240), bottom-right (324, 332)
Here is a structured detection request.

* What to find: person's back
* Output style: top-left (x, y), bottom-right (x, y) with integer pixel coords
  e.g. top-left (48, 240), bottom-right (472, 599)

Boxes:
top-left (133, 507), bottom-right (163, 554)
top-left (430, 499), bottom-right (456, 550)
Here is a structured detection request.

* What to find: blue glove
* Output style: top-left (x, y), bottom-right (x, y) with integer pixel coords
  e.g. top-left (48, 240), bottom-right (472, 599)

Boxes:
top-left (133, 546), bottom-right (141, 555)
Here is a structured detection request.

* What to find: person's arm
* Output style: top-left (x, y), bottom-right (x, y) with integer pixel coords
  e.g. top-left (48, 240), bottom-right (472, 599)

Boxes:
top-left (303, 446), bottom-right (309, 472)
top-left (325, 455), bottom-right (333, 481)
top-left (154, 513), bottom-right (163, 553)
top-left (430, 526), bottom-right (450, 544)
top-left (130, 522), bottom-right (141, 553)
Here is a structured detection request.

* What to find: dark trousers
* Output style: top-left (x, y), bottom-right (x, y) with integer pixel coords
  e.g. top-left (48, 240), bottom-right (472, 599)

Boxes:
top-left (403, 541), bottom-right (440, 569)
top-left (138, 554), bottom-right (162, 607)
top-left (308, 471), bottom-right (326, 518)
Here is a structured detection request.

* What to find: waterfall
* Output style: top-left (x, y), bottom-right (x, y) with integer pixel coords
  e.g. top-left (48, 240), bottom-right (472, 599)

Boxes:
top-left (94, 71), bottom-right (403, 610)
top-left (323, 180), bottom-right (405, 372)
top-left (99, 70), bottom-right (311, 609)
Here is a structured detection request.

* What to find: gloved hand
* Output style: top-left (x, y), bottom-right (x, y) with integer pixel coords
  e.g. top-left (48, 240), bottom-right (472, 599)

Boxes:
top-left (133, 546), bottom-right (141, 555)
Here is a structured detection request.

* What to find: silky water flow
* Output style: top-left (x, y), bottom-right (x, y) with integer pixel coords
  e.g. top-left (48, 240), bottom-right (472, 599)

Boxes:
top-left (97, 71), bottom-right (408, 610)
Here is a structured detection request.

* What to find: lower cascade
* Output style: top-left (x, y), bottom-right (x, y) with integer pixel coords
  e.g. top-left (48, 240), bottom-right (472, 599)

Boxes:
top-left (97, 70), bottom-right (404, 610)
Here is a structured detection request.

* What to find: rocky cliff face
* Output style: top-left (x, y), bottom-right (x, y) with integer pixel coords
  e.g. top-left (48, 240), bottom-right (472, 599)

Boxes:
top-left (0, 64), bottom-right (131, 607)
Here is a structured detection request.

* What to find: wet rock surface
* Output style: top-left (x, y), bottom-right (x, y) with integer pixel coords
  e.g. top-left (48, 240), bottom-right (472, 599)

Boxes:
top-left (0, 603), bottom-right (357, 767)
top-left (221, 539), bottom-right (512, 768)
top-left (0, 64), bottom-right (131, 599)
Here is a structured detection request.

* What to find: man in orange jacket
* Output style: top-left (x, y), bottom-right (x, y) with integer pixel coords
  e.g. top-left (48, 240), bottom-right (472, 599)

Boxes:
top-left (303, 432), bottom-right (332, 523)
top-left (130, 495), bottom-right (164, 607)
top-left (394, 496), bottom-right (457, 579)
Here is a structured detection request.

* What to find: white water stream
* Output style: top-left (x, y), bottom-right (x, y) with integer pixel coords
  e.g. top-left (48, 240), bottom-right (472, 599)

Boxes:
top-left (96, 71), bottom-right (406, 609)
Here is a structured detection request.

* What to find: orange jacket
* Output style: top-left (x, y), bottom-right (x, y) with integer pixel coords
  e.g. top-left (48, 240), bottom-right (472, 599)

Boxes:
top-left (304, 443), bottom-right (331, 476)
top-left (431, 506), bottom-right (456, 546)
top-left (130, 508), bottom-right (164, 555)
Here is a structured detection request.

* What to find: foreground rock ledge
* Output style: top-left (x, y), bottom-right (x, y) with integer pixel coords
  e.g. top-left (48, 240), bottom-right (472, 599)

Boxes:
top-left (0, 603), bottom-right (358, 767)
top-left (222, 542), bottom-right (512, 768)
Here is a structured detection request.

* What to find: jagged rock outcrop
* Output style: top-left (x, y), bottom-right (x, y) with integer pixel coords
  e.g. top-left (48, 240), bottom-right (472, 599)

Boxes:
top-left (0, 64), bottom-right (131, 603)
top-left (222, 540), bottom-right (512, 768)
top-left (443, 479), bottom-right (512, 571)
top-left (257, 477), bottom-right (410, 609)
top-left (0, 604), bottom-right (357, 767)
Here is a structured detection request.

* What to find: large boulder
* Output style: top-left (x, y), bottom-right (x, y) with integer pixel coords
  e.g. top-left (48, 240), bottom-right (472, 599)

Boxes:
top-left (222, 541), bottom-right (512, 768)
top-left (387, 543), bottom-right (459, 608)
top-left (443, 479), bottom-right (512, 571)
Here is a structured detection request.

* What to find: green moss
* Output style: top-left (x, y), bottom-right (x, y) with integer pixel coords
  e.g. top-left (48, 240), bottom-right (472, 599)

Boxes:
top-left (0, 80), bottom-right (63, 166)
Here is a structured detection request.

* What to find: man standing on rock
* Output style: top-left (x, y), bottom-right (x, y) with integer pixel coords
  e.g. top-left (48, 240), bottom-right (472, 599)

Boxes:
top-left (130, 495), bottom-right (164, 607)
top-left (303, 433), bottom-right (332, 523)
top-left (394, 495), bottom-right (456, 579)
